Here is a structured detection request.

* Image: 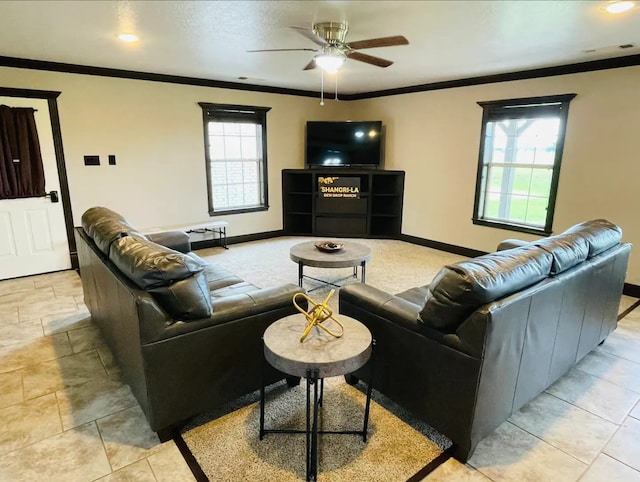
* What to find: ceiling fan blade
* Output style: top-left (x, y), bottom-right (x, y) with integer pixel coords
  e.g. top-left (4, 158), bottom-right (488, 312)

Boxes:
top-left (346, 35), bottom-right (409, 50)
top-left (347, 51), bottom-right (393, 68)
top-left (290, 26), bottom-right (328, 47)
top-left (303, 59), bottom-right (316, 71)
top-left (247, 48), bottom-right (318, 53)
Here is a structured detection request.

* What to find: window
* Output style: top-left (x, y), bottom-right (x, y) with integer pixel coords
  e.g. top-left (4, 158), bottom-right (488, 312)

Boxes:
top-left (199, 103), bottom-right (271, 215)
top-left (472, 94), bottom-right (576, 235)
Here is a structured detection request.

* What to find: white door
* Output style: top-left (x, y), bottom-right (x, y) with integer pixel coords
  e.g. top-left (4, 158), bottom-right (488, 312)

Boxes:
top-left (0, 97), bottom-right (71, 280)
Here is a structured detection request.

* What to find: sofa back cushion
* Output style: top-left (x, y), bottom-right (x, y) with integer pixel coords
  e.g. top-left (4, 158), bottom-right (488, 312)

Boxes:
top-left (81, 207), bottom-right (147, 255)
top-left (419, 245), bottom-right (553, 332)
top-left (565, 219), bottom-right (622, 258)
top-left (533, 233), bottom-right (589, 275)
top-left (81, 206), bottom-right (126, 237)
top-left (110, 236), bottom-right (212, 319)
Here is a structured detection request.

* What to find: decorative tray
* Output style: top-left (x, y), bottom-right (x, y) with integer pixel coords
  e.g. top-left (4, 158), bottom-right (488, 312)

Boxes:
top-left (314, 241), bottom-right (344, 253)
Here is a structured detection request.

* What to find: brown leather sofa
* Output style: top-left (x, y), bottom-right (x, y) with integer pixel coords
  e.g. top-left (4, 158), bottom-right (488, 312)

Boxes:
top-left (339, 219), bottom-right (631, 462)
top-left (76, 207), bottom-right (304, 437)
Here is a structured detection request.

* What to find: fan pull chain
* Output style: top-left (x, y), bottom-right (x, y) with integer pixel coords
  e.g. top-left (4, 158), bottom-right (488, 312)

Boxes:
top-left (335, 73), bottom-right (338, 101)
top-left (320, 70), bottom-right (325, 106)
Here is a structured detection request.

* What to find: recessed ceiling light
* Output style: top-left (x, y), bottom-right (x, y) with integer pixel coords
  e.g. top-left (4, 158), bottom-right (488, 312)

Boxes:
top-left (118, 33), bottom-right (139, 43)
top-left (604, 1), bottom-right (635, 13)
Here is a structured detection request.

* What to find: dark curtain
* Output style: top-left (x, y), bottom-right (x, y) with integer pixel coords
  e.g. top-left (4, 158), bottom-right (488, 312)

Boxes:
top-left (0, 105), bottom-right (46, 199)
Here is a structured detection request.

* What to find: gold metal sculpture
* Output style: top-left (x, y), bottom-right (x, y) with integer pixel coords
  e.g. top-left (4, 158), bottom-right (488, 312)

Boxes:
top-left (293, 289), bottom-right (344, 342)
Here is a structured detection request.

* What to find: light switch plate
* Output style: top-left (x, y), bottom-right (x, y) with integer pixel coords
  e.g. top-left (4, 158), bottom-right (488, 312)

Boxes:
top-left (84, 155), bottom-right (100, 166)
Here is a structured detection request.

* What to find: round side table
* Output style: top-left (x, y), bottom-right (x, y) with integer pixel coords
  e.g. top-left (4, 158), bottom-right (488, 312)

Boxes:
top-left (289, 240), bottom-right (372, 290)
top-left (260, 313), bottom-right (375, 482)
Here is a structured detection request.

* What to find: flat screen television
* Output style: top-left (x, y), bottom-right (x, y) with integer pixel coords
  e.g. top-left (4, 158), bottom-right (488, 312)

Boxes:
top-left (305, 121), bottom-right (383, 168)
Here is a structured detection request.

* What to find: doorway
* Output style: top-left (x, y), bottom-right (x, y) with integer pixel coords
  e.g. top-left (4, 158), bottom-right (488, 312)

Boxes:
top-left (0, 88), bottom-right (75, 280)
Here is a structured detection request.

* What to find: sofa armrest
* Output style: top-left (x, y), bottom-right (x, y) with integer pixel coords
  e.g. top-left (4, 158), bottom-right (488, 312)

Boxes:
top-left (339, 283), bottom-right (422, 333)
top-left (496, 238), bottom-right (529, 251)
top-left (146, 231), bottom-right (191, 253)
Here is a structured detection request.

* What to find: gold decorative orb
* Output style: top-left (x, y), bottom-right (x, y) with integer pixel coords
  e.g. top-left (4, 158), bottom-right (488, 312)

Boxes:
top-left (293, 289), bottom-right (344, 342)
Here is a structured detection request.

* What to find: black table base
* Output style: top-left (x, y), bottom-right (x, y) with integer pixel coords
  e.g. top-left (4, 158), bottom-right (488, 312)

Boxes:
top-left (298, 261), bottom-right (367, 292)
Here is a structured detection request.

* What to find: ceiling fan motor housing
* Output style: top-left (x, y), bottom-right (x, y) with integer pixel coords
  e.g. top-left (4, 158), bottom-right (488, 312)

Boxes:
top-left (313, 22), bottom-right (349, 45)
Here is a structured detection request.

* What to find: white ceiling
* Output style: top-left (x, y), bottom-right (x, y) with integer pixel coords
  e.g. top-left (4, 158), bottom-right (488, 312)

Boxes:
top-left (0, 0), bottom-right (639, 95)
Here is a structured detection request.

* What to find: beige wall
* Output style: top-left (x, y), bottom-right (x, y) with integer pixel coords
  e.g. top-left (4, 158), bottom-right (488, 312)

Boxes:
top-left (349, 66), bottom-right (640, 284)
top-left (2, 64), bottom-right (639, 283)
top-left (0, 66), bottom-right (347, 235)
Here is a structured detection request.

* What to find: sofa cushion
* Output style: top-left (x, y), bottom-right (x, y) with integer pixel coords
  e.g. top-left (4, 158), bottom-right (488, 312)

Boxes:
top-left (396, 285), bottom-right (430, 307)
top-left (209, 281), bottom-right (259, 298)
top-left (81, 206), bottom-right (127, 238)
top-left (565, 219), bottom-right (622, 258)
top-left (185, 253), bottom-right (247, 291)
top-left (82, 207), bottom-right (147, 255)
top-left (533, 233), bottom-right (589, 275)
top-left (94, 219), bottom-right (147, 255)
top-left (110, 236), bottom-right (202, 288)
top-left (109, 236), bottom-right (213, 319)
top-left (419, 245), bottom-right (553, 333)
top-left (148, 271), bottom-right (212, 319)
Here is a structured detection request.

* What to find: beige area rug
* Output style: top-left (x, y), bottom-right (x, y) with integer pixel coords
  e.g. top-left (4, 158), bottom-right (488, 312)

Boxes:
top-left (181, 377), bottom-right (450, 482)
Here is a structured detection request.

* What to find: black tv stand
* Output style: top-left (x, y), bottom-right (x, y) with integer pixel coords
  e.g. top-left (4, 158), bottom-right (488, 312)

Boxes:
top-left (282, 169), bottom-right (405, 238)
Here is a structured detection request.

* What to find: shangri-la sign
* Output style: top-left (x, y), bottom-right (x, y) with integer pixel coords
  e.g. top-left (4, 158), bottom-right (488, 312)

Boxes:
top-left (318, 176), bottom-right (361, 199)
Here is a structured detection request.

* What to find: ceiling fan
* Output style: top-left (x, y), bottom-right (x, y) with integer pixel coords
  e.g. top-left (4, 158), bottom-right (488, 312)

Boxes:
top-left (247, 22), bottom-right (409, 73)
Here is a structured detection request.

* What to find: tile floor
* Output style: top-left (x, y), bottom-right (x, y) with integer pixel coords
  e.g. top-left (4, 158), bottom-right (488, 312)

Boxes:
top-left (428, 295), bottom-right (640, 482)
top-left (0, 269), bottom-right (639, 481)
top-left (0, 270), bottom-right (195, 482)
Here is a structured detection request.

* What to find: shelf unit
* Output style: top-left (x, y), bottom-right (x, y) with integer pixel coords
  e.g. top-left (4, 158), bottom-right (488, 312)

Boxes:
top-left (282, 171), bottom-right (313, 234)
top-left (282, 169), bottom-right (405, 238)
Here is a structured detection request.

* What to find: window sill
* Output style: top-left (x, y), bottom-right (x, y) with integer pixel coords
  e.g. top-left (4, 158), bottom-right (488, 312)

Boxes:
top-left (472, 218), bottom-right (552, 236)
top-left (209, 205), bottom-right (269, 216)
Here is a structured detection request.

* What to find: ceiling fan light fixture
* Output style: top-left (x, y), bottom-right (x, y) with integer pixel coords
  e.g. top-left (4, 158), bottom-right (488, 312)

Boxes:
top-left (117, 33), bottom-right (139, 43)
top-left (314, 48), bottom-right (346, 73)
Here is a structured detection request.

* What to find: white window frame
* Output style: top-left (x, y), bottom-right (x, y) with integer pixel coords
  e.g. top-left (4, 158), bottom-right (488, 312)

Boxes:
top-left (199, 103), bottom-right (271, 215)
top-left (472, 94), bottom-right (576, 235)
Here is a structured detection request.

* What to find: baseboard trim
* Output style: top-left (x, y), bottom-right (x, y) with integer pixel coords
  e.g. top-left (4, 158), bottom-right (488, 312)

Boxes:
top-left (70, 251), bottom-right (79, 270)
top-left (191, 229), bottom-right (284, 250)
top-left (399, 234), bottom-right (487, 258)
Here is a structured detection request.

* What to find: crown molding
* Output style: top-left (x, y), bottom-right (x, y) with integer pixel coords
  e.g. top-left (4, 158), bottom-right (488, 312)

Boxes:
top-left (0, 56), bottom-right (319, 98)
top-left (2, 53), bottom-right (640, 100)
top-left (340, 54), bottom-right (640, 100)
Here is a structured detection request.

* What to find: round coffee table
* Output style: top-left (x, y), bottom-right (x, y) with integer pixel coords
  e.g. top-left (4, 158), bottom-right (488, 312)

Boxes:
top-left (289, 240), bottom-right (372, 290)
top-left (260, 313), bottom-right (374, 481)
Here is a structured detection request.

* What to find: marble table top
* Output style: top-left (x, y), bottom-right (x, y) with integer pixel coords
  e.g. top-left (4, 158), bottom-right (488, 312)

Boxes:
top-left (289, 241), bottom-right (372, 268)
top-left (263, 313), bottom-right (372, 379)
